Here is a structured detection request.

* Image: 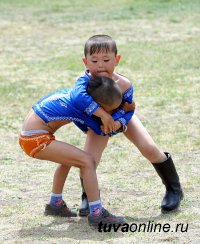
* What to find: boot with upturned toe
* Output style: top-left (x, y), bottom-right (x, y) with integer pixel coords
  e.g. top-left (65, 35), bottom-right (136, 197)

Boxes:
top-left (152, 152), bottom-right (183, 213)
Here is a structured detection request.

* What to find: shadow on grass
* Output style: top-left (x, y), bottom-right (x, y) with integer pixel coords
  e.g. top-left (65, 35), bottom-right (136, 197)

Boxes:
top-left (19, 217), bottom-right (123, 241)
top-left (125, 210), bottom-right (182, 223)
top-left (18, 212), bottom-right (181, 241)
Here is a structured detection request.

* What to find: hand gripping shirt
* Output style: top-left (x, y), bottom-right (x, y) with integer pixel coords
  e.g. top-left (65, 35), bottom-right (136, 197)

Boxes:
top-left (71, 72), bottom-right (135, 135)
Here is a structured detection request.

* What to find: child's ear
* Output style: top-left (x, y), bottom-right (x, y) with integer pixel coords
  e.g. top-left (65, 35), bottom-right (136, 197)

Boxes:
top-left (82, 58), bottom-right (87, 67)
top-left (115, 55), bottom-right (121, 66)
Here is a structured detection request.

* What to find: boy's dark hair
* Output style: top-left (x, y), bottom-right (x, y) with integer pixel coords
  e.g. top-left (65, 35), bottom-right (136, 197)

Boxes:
top-left (87, 76), bottom-right (122, 106)
top-left (84, 35), bottom-right (117, 57)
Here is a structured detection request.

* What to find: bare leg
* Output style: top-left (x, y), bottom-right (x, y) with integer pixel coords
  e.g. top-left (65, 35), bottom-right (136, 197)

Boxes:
top-left (80, 129), bottom-right (109, 177)
top-left (35, 139), bottom-right (126, 224)
top-left (79, 129), bottom-right (109, 216)
top-left (124, 115), bottom-right (167, 163)
top-left (84, 129), bottom-right (109, 165)
top-left (51, 129), bottom-right (109, 197)
top-left (52, 164), bottom-right (70, 194)
top-left (80, 128), bottom-right (109, 180)
top-left (35, 140), bottom-right (99, 202)
top-left (124, 115), bottom-right (183, 212)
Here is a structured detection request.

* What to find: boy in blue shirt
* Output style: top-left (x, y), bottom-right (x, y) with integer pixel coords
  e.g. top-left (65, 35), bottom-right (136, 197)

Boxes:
top-left (19, 75), bottom-right (132, 227)
top-left (77, 34), bottom-right (183, 216)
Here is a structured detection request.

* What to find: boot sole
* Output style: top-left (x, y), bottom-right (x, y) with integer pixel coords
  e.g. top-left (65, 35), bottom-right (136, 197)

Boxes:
top-left (161, 193), bottom-right (184, 214)
top-left (44, 211), bottom-right (77, 217)
top-left (161, 207), bottom-right (180, 214)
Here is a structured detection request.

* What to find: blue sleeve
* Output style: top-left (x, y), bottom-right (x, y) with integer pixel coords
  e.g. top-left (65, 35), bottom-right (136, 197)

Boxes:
top-left (73, 119), bottom-right (119, 137)
top-left (73, 121), bottom-right (88, 134)
top-left (112, 110), bottom-right (134, 126)
top-left (73, 119), bottom-right (106, 136)
top-left (70, 72), bottom-right (99, 116)
top-left (122, 85), bottom-right (134, 104)
top-left (73, 109), bottom-right (134, 138)
top-left (72, 81), bottom-right (135, 136)
top-left (112, 85), bottom-right (134, 125)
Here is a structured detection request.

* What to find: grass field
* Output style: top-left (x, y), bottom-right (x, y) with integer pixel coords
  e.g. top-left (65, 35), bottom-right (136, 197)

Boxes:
top-left (0, 0), bottom-right (200, 243)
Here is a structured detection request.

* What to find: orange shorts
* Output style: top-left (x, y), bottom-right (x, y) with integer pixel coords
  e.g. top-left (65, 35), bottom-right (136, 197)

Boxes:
top-left (19, 132), bottom-right (55, 158)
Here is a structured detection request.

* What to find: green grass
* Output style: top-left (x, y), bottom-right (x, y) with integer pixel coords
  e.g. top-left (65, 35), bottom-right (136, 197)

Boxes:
top-left (0, 0), bottom-right (200, 243)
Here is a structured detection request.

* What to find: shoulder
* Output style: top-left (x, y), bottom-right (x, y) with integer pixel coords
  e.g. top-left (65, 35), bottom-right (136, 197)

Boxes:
top-left (75, 71), bottom-right (91, 85)
top-left (113, 73), bottom-right (132, 93)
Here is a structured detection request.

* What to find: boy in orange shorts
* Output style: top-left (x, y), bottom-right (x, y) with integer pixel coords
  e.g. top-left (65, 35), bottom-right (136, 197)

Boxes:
top-left (19, 75), bottom-right (133, 226)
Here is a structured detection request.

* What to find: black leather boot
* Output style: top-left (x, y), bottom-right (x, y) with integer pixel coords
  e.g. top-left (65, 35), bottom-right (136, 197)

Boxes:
top-left (152, 152), bottom-right (183, 213)
top-left (79, 178), bottom-right (89, 217)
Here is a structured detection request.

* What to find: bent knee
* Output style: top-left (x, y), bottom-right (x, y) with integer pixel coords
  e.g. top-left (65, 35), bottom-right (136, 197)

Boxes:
top-left (80, 154), bottom-right (96, 170)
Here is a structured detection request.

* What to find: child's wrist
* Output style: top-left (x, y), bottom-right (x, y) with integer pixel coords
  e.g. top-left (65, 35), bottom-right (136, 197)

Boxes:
top-left (93, 107), bottom-right (108, 118)
top-left (116, 123), bottom-right (127, 133)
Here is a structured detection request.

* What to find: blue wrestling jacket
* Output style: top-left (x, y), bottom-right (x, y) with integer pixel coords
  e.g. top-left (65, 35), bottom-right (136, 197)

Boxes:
top-left (32, 72), bottom-right (134, 136)
top-left (71, 72), bottom-right (135, 135)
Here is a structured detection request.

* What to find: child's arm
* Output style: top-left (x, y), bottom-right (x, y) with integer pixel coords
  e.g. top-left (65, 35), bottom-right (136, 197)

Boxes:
top-left (71, 73), bottom-right (99, 115)
top-left (93, 107), bottom-right (115, 134)
top-left (111, 85), bottom-right (135, 128)
top-left (71, 72), bottom-right (115, 133)
top-left (73, 102), bottom-right (135, 137)
top-left (98, 85), bottom-right (135, 135)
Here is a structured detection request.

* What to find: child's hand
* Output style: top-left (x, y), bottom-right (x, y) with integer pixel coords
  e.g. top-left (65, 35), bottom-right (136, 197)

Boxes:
top-left (101, 121), bottom-right (127, 136)
top-left (122, 101), bottom-right (135, 112)
top-left (114, 121), bottom-right (122, 131)
top-left (100, 113), bottom-right (115, 134)
top-left (93, 107), bottom-right (115, 133)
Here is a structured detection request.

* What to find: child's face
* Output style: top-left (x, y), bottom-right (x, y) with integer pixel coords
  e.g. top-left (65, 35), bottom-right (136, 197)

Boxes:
top-left (83, 51), bottom-right (120, 78)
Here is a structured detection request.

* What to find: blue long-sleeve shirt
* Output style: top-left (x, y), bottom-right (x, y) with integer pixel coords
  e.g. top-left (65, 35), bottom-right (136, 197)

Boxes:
top-left (32, 87), bottom-right (107, 136)
top-left (71, 72), bottom-right (135, 135)
top-left (32, 72), bottom-right (134, 137)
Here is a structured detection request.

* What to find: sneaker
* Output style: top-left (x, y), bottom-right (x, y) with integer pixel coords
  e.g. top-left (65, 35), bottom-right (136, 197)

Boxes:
top-left (88, 208), bottom-right (126, 227)
top-left (79, 192), bottom-right (89, 217)
top-left (44, 200), bottom-right (77, 217)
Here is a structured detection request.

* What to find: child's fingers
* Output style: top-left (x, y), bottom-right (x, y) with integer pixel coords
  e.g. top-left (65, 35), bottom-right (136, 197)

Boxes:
top-left (108, 121), bottom-right (115, 133)
top-left (101, 114), bottom-right (115, 133)
top-left (101, 125), bottom-right (108, 134)
top-left (100, 125), bottom-right (106, 133)
top-left (123, 101), bottom-right (135, 112)
top-left (102, 123), bottom-right (114, 134)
